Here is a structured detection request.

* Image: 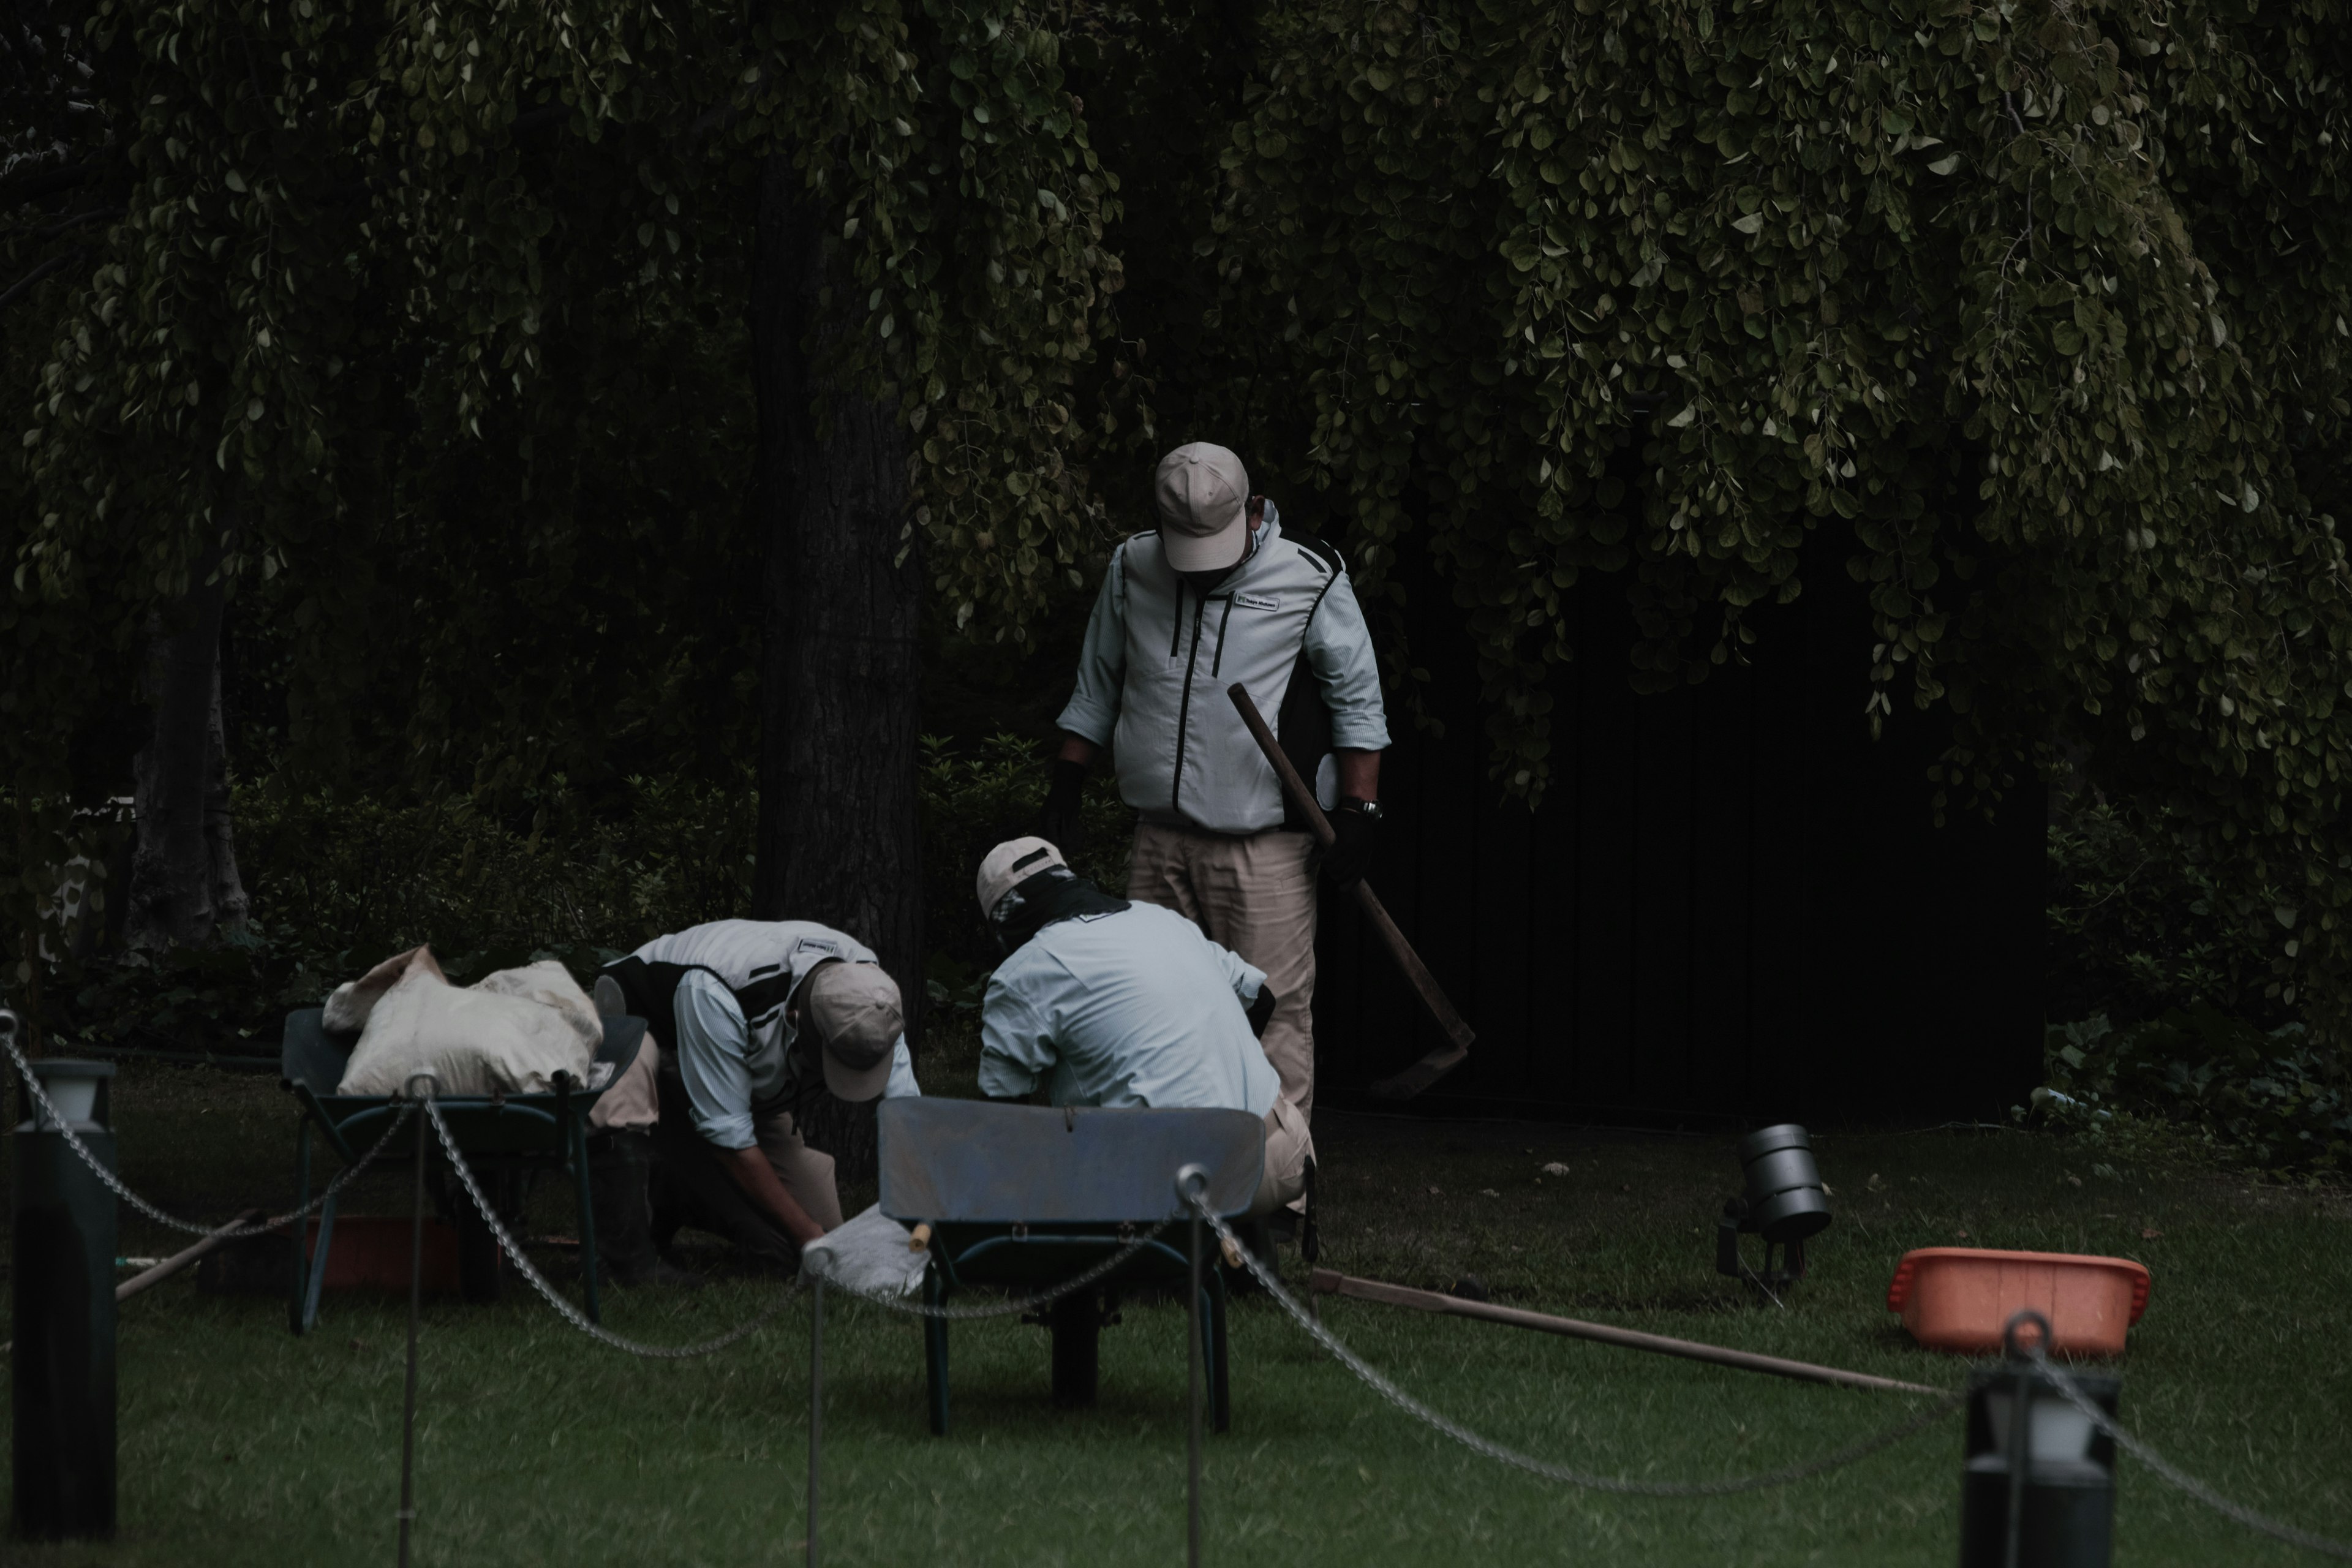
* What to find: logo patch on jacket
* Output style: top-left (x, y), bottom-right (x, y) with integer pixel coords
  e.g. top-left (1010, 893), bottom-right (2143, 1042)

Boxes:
top-left (1234, 592), bottom-right (1282, 611)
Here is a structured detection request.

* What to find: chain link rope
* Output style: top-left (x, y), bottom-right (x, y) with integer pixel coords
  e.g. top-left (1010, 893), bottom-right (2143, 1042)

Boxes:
top-left (1188, 1191), bottom-right (1967, 1496)
top-left (817, 1220), bottom-right (1176, 1321)
top-left (2024, 1346), bottom-right (2352, 1561)
top-left (4, 1013), bottom-right (415, 1241)
top-left (423, 1096), bottom-right (801, 1358)
top-left (426, 1096), bottom-right (1173, 1351)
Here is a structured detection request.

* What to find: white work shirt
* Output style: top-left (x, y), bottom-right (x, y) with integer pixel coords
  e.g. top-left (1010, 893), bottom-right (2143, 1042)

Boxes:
top-left (978, 902), bottom-right (1280, 1114)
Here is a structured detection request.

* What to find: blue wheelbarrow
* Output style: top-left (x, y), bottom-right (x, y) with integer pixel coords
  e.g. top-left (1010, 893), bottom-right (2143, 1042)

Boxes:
top-left (877, 1098), bottom-right (1264, 1436)
top-left (277, 1005), bottom-right (646, 1333)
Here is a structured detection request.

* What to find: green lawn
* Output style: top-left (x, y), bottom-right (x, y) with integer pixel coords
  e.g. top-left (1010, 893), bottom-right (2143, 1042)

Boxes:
top-left (4, 1061), bottom-right (2349, 1566)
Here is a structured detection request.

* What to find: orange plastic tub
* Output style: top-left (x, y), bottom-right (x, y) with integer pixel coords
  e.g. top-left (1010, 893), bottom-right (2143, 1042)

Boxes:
top-left (1886, 1248), bottom-right (2150, 1357)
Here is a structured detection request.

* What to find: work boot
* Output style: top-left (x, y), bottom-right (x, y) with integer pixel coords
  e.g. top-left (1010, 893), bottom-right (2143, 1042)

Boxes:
top-left (589, 1130), bottom-right (701, 1288)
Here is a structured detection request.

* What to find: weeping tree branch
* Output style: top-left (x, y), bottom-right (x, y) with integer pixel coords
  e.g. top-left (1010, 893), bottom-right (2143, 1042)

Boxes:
top-left (0, 246), bottom-right (83, 311)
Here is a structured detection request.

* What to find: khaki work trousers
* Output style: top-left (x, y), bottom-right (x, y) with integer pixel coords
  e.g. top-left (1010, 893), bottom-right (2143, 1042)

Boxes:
top-left (1129, 821), bottom-right (1319, 1207)
top-left (1253, 1098), bottom-right (1313, 1218)
top-left (587, 1039), bottom-right (843, 1239)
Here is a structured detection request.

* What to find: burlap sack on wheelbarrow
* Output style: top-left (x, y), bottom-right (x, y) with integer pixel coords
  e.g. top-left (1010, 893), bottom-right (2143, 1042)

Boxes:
top-left (326, 944), bottom-right (604, 1098)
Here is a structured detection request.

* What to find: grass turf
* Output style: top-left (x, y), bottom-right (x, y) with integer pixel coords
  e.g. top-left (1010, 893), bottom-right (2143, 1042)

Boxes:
top-left (3, 1060), bottom-right (2348, 1566)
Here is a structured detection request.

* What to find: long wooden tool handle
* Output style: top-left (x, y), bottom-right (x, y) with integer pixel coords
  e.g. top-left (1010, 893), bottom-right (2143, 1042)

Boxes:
top-left (115, 1208), bottom-right (265, 1304)
top-left (1310, 1270), bottom-right (1945, 1397)
top-left (1226, 684), bottom-right (1475, 1055)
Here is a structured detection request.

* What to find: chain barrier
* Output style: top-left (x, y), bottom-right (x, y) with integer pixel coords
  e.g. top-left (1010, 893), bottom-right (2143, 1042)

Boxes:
top-left (4, 1015), bottom-right (415, 1241)
top-left (423, 1096), bottom-right (802, 1358)
top-left (428, 1096), bottom-right (1180, 1352)
top-left (818, 1222), bottom-right (1176, 1321)
top-left (1187, 1191), bottom-right (1966, 1496)
top-left (2025, 1346), bottom-right (2352, 1561)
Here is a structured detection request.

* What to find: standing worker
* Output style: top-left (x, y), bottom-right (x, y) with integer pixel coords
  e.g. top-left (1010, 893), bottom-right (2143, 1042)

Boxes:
top-left (1039, 442), bottom-right (1389, 1238)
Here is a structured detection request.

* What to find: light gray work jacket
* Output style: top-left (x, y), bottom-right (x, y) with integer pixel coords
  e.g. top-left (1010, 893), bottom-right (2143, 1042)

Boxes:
top-left (633, 920), bottom-right (918, 1148)
top-left (1056, 502), bottom-right (1390, 835)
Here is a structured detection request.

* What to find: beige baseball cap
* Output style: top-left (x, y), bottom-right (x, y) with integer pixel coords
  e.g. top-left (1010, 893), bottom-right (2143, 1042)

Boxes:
top-left (801, 961), bottom-right (902, 1102)
top-left (1154, 443), bottom-right (1250, 572)
top-left (975, 836), bottom-right (1066, 921)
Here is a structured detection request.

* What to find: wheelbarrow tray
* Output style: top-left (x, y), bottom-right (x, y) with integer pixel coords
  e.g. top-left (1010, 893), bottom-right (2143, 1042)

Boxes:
top-left (278, 1005), bottom-right (646, 1332)
top-left (878, 1098), bottom-right (1264, 1434)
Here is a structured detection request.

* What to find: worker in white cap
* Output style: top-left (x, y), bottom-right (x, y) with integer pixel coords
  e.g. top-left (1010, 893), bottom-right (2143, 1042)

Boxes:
top-left (1039, 442), bottom-right (1387, 1241)
top-left (973, 837), bottom-right (1312, 1218)
top-left (588, 921), bottom-right (920, 1275)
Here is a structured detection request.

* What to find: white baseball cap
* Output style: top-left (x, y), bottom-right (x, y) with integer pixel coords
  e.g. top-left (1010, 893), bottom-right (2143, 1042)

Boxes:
top-left (801, 961), bottom-right (903, 1102)
top-left (975, 836), bottom-right (1067, 921)
top-left (1154, 443), bottom-right (1251, 573)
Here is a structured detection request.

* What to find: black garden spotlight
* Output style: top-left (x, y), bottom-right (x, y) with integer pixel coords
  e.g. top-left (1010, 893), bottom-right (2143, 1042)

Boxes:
top-left (1716, 1123), bottom-right (1832, 1295)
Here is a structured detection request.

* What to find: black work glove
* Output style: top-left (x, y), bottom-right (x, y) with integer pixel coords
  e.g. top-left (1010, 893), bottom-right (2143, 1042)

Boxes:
top-left (1320, 801), bottom-right (1379, 892)
top-left (1246, 984), bottom-right (1280, 1039)
top-left (1038, 757), bottom-right (1088, 861)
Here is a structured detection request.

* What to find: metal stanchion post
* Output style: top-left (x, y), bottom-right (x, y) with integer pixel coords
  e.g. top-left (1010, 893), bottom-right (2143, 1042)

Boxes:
top-left (1176, 1164), bottom-right (1208, 1568)
top-left (1959, 1310), bottom-right (2118, 1568)
top-left (397, 1078), bottom-right (435, 1567)
top-left (9, 1031), bottom-right (118, 1543)
top-left (807, 1278), bottom-right (824, 1568)
top-left (2003, 1355), bottom-right (2033, 1568)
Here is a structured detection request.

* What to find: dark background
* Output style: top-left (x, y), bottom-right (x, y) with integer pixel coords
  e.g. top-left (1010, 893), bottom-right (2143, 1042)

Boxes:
top-left (1314, 551), bottom-right (2045, 1129)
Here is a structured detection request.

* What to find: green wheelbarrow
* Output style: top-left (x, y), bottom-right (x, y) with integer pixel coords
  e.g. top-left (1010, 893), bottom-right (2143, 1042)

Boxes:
top-left (876, 1097), bottom-right (1264, 1436)
top-left (277, 1005), bottom-right (646, 1334)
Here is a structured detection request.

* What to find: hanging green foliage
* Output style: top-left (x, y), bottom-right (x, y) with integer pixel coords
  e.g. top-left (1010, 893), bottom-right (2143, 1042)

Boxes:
top-left (1197, 0), bottom-right (2352, 1019)
top-left (4, 0), bottom-right (1133, 980)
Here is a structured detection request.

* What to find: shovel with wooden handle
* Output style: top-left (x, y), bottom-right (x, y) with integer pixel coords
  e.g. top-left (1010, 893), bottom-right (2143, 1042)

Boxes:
top-left (1226, 683), bottom-right (1474, 1099)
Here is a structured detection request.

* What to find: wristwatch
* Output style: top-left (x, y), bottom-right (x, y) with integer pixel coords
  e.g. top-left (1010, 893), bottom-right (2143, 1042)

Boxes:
top-left (1335, 797), bottom-right (1384, 822)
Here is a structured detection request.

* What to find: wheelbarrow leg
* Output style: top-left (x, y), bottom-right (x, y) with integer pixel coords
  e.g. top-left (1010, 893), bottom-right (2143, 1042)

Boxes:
top-left (1207, 1267), bottom-right (1231, 1434)
top-left (572, 1114), bottom-right (603, 1325)
top-left (301, 1190), bottom-right (337, 1335)
top-left (924, 1265), bottom-right (951, 1436)
top-left (455, 1168), bottom-right (503, 1303)
top-left (1048, 1291), bottom-right (1102, 1409)
top-left (288, 1120), bottom-right (313, 1335)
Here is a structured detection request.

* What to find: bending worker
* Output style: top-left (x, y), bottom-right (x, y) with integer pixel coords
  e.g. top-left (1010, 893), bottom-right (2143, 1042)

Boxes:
top-left (973, 837), bottom-right (1311, 1217)
top-left (588, 920), bottom-right (918, 1278)
top-left (1039, 441), bottom-right (1387, 1234)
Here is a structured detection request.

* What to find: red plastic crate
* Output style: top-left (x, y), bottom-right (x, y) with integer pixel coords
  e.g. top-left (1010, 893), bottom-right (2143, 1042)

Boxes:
top-left (1887, 1247), bottom-right (2150, 1357)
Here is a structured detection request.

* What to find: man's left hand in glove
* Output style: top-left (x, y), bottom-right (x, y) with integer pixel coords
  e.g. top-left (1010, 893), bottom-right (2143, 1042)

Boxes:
top-left (1321, 797), bottom-right (1381, 892)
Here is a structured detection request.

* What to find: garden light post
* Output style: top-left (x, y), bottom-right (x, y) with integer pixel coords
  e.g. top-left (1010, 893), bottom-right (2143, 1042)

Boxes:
top-left (7, 1014), bottom-right (118, 1543)
top-left (1959, 1311), bottom-right (2117, 1568)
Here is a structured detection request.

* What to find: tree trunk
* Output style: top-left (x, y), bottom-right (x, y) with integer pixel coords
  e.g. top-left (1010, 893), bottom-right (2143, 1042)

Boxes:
top-left (123, 565), bottom-right (249, 949)
top-left (747, 153), bottom-right (926, 1050)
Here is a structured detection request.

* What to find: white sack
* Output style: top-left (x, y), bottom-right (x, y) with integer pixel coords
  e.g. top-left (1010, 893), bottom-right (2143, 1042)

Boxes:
top-left (335, 952), bottom-right (602, 1098)
top-left (469, 960), bottom-right (603, 1055)
top-left (800, 1205), bottom-right (929, 1299)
